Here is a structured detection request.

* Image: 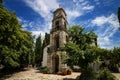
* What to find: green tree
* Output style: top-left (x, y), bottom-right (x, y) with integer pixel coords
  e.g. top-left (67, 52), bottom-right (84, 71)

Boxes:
top-left (109, 47), bottom-right (120, 72)
top-left (65, 25), bottom-right (98, 67)
top-left (68, 25), bottom-right (97, 50)
top-left (35, 34), bottom-right (42, 67)
top-left (112, 47), bottom-right (120, 65)
top-left (0, 0), bottom-right (4, 4)
top-left (0, 1), bottom-right (34, 69)
top-left (42, 33), bottom-right (50, 56)
top-left (18, 31), bottom-right (34, 68)
top-left (42, 33), bottom-right (50, 49)
top-left (65, 25), bottom-right (118, 80)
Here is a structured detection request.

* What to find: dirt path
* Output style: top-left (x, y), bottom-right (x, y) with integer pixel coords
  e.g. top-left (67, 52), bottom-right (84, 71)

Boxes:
top-left (113, 73), bottom-right (120, 80)
top-left (3, 68), bottom-right (80, 80)
top-left (1, 68), bottom-right (120, 80)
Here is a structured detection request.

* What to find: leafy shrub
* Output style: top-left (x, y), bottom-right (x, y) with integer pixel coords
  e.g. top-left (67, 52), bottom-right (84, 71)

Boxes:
top-left (79, 67), bottom-right (99, 80)
top-left (108, 64), bottom-right (120, 73)
top-left (41, 67), bottom-right (50, 74)
top-left (99, 68), bottom-right (118, 80)
top-left (79, 68), bottom-right (118, 80)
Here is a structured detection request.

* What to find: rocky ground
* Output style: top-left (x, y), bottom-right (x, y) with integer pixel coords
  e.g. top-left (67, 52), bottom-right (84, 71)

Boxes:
top-left (1, 68), bottom-right (120, 80)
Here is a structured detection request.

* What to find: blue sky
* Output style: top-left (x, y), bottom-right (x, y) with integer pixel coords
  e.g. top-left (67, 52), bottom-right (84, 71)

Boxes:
top-left (4, 0), bottom-right (120, 49)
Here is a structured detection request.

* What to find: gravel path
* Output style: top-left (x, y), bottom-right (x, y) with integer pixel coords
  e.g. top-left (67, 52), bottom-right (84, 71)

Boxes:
top-left (1, 68), bottom-right (120, 80)
top-left (112, 73), bottom-right (120, 80)
top-left (4, 68), bottom-right (80, 80)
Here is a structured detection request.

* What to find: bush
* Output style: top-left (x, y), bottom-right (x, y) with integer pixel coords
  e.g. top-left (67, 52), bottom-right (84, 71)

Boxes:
top-left (57, 68), bottom-right (72, 75)
top-left (99, 68), bottom-right (118, 80)
top-left (79, 67), bottom-right (99, 80)
top-left (41, 67), bottom-right (50, 74)
top-left (79, 67), bottom-right (118, 80)
top-left (108, 64), bottom-right (120, 73)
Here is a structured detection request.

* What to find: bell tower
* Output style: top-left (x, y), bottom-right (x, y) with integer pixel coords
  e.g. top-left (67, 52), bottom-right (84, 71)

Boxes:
top-left (50, 7), bottom-right (68, 51)
top-left (47, 7), bottom-right (68, 73)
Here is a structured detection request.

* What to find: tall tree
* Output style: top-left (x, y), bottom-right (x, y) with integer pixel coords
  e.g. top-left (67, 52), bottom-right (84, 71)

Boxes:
top-left (18, 31), bottom-right (34, 68)
top-left (0, 1), bottom-right (34, 69)
top-left (0, 0), bottom-right (3, 4)
top-left (35, 34), bottom-right (42, 66)
top-left (42, 33), bottom-right (50, 54)
top-left (42, 33), bottom-right (50, 49)
top-left (110, 47), bottom-right (120, 72)
top-left (65, 25), bottom-right (118, 80)
top-left (65, 25), bottom-right (98, 67)
top-left (68, 25), bottom-right (97, 50)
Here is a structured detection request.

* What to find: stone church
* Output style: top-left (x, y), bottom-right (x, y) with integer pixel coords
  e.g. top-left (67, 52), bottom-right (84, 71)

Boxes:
top-left (42, 7), bottom-right (68, 73)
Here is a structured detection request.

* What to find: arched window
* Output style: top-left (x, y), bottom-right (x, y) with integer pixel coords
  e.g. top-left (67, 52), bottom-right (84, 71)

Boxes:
top-left (64, 22), bottom-right (66, 29)
top-left (55, 35), bottom-right (59, 49)
top-left (55, 21), bottom-right (59, 29)
top-left (66, 36), bottom-right (68, 42)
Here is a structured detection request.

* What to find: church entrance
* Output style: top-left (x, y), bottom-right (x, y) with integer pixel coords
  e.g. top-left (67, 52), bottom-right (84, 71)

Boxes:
top-left (52, 55), bottom-right (59, 73)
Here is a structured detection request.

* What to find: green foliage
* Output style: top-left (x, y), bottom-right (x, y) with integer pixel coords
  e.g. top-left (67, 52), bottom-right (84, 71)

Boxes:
top-left (42, 33), bottom-right (50, 49)
top-left (65, 41), bottom-right (84, 66)
top-left (68, 25), bottom-right (97, 50)
top-left (18, 31), bottom-right (34, 68)
top-left (79, 67), bottom-right (99, 80)
top-left (107, 47), bottom-right (120, 72)
top-left (0, 0), bottom-right (4, 4)
top-left (35, 34), bottom-right (42, 66)
top-left (41, 67), bottom-right (50, 74)
top-left (79, 68), bottom-right (118, 80)
top-left (0, 46), bottom-right (20, 68)
top-left (0, 3), bottom-right (34, 69)
top-left (65, 25), bottom-right (119, 80)
top-left (111, 47), bottom-right (120, 65)
top-left (65, 25), bottom-right (98, 68)
top-left (99, 68), bottom-right (118, 80)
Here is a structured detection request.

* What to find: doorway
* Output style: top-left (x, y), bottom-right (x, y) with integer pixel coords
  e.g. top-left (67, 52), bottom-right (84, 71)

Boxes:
top-left (52, 55), bottom-right (59, 73)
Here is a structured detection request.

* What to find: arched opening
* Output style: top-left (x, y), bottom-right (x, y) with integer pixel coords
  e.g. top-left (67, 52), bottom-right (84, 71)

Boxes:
top-left (55, 21), bottom-right (59, 29)
top-left (64, 22), bottom-right (66, 29)
top-left (52, 55), bottom-right (59, 73)
top-left (55, 35), bottom-right (59, 50)
top-left (66, 36), bottom-right (68, 42)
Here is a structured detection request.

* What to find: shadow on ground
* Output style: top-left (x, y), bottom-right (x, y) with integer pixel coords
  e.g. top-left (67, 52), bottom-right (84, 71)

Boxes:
top-left (63, 78), bottom-right (76, 80)
top-left (0, 68), bottom-right (29, 79)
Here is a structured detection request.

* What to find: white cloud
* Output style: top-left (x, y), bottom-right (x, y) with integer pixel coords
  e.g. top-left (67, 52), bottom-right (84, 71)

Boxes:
top-left (18, 17), bottom-right (50, 38)
top-left (24, 0), bottom-right (58, 19)
top-left (21, 0), bottom-right (59, 38)
top-left (66, 10), bottom-right (82, 24)
top-left (92, 14), bottom-right (119, 27)
top-left (18, 17), bottom-right (31, 31)
top-left (91, 16), bottom-right (108, 26)
top-left (22, 0), bottom-right (95, 36)
top-left (18, 17), bottom-right (28, 28)
top-left (31, 31), bottom-right (45, 38)
top-left (64, 0), bottom-right (94, 24)
top-left (82, 5), bottom-right (94, 10)
top-left (18, 17), bottom-right (39, 30)
top-left (91, 13), bottom-right (120, 49)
